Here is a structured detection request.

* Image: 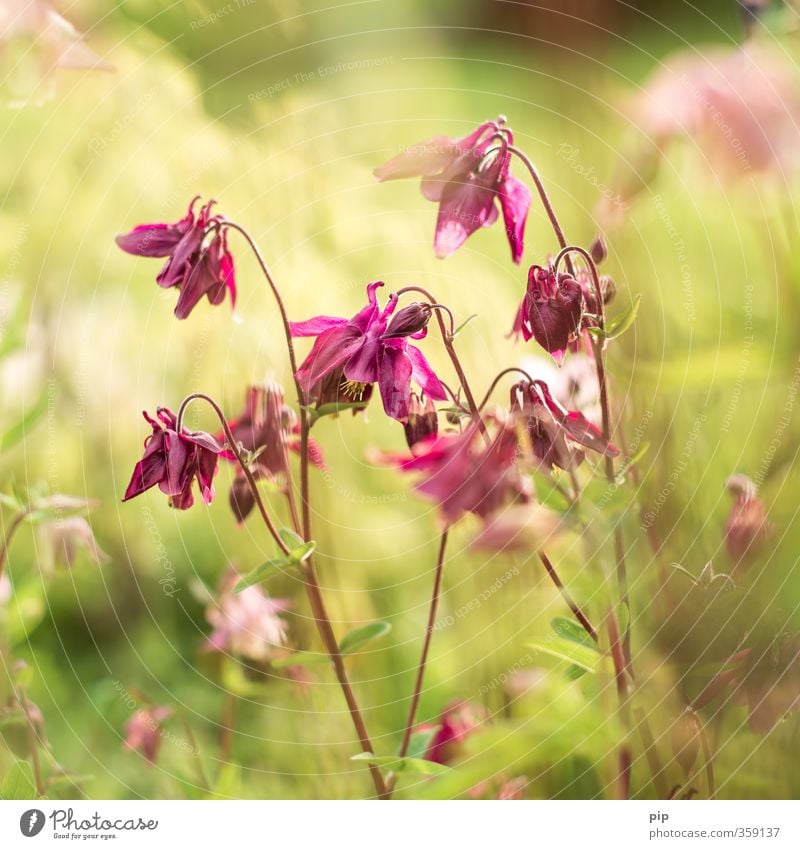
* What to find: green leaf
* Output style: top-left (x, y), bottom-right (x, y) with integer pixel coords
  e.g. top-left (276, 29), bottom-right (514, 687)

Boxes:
top-left (565, 664), bottom-right (588, 680)
top-left (0, 392), bottom-right (48, 452)
top-left (307, 400), bottom-right (370, 423)
top-left (278, 529), bottom-right (316, 563)
top-left (531, 471), bottom-right (572, 514)
top-left (338, 621), bottom-right (392, 654)
top-left (350, 752), bottom-right (450, 776)
top-left (604, 294), bottom-right (641, 341)
top-left (550, 617), bottom-right (598, 650)
top-left (0, 760), bottom-right (36, 800)
top-left (233, 557), bottom-right (292, 592)
top-left (528, 637), bottom-right (601, 674)
top-left (271, 651), bottom-right (327, 670)
top-left (451, 313), bottom-right (478, 338)
top-left (404, 728), bottom-right (435, 760)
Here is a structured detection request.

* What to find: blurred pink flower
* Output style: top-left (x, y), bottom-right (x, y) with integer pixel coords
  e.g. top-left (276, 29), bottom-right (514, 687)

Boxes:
top-left (725, 474), bottom-right (773, 568)
top-left (124, 705), bottom-right (172, 765)
top-left (419, 700), bottom-right (486, 765)
top-left (40, 515), bottom-right (108, 572)
top-left (205, 571), bottom-right (291, 664)
top-left (375, 118), bottom-right (530, 262)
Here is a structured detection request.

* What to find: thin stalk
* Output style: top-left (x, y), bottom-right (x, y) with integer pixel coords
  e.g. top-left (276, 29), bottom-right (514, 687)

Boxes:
top-left (398, 531), bottom-right (449, 758)
top-left (19, 691), bottom-right (44, 796)
top-left (634, 706), bottom-right (670, 799)
top-left (608, 611), bottom-right (632, 800)
top-left (180, 716), bottom-right (211, 793)
top-left (219, 691), bottom-right (237, 764)
top-left (540, 552), bottom-right (598, 643)
top-left (0, 508), bottom-right (30, 582)
top-left (698, 719), bottom-right (716, 799)
top-left (230, 224), bottom-right (388, 799)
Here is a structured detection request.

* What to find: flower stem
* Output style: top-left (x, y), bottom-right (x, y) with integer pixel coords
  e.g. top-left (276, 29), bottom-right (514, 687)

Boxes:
top-left (540, 551), bottom-right (598, 643)
top-left (0, 508), bottom-right (31, 583)
top-left (230, 224), bottom-right (388, 799)
top-left (608, 611), bottom-right (632, 799)
top-left (698, 718), bottom-right (716, 799)
top-left (398, 531), bottom-right (449, 760)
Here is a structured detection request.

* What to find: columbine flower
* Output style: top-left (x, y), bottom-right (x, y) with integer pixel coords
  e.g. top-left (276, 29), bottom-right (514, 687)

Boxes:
top-left (725, 474), bottom-right (772, 568)
top-left (418, 700), bottom-right (486, 765)
top-left (512, 264), bottom-right (584, 365)
top-left (290, 282), bottom-right (445, 422)
top-left (116, 197), bottom-right (236, 320)
top-left (123, 408), bottom-right (223, 510)
top-left (124, 705), bottom-right (172, 765)
top-left (391, 418), bottom-right (530, 526)
top-left (39, 516), bottom-right (108, 572)
top-left (374, 118), bottom-right (530, 262)
top-left (221, 382), bottom-right (325, 523)
top-left (205, 570), bottom-right (290, 664)
top-left (510, 379), bottom-right (619, 472)
top-left (403, 391), bottom-right (439, 451)
top-left (520, 352), bottom-right (602, 425)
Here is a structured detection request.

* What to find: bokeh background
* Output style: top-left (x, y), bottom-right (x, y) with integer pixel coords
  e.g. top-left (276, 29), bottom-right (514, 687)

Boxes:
top-left (1, 0), bottom-right (799, 800)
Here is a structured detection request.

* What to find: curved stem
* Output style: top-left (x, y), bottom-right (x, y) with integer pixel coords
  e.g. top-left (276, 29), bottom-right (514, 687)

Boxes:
top-left (175, 393), bottom-right (289, 557)
top-left (398, 531), bottom-right (449, 759)
top-left (229, 225), bottom-right (388, 799)
top-left (540, 552), bottom-right (598, 643)
top-left (0, 508), bottom-right (31, 582)
top-left (508, 146), bottom-right (575, 277)
top-left (477, 367), bottom-right (538, 412)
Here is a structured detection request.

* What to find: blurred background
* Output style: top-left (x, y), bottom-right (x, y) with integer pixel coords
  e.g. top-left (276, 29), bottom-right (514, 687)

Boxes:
top-left (1, 0), bottom-right (799, 800)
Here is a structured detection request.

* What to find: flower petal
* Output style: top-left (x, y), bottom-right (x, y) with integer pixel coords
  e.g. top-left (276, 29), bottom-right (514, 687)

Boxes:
top-left (498, 176), bottom-right (531, 263)
top-left (289, 315), bottom-right (348, 337)
top-left (406, 344), bottom-right (447, 400)
top-left (379, 345), bottom-right (413, 421)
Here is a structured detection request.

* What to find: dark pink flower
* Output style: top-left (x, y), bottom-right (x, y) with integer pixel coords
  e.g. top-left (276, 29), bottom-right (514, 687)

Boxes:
top-left (725, 474), bottom-right (772, 568)
top-left (512, 264), bottom-right (584, 365)
top-left (123, 407), bottom-right (223, 510)
top-left (290, 282), bottom-right (445, 422)
top-left (116, 197), bottom-right (236, 320)
top-left (124, 705), bottom-right (172, 765)
top-left (375, 119), bottom-right (530, 263)
top-left (403, 391), bottom-right (439, 451)
top-left (419, 700), bottom-right (486, 765)
top-left (221, 383), bottom-right (325, 523)
top-left (510, 379), bottom-right (619, 472)
top-left (392, 419), bottom-right (530, 526)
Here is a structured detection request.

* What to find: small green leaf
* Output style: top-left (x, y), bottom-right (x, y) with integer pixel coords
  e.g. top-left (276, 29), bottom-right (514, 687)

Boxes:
top-left (0, 760), bottom-right (37, 800)
top-left (308, 400), bottom-right (370, 423)
top-left (528, 637), bottom-right (600, 674)
top-left (451, 313), bottom-right (478, 338)
top-left (550, 617), bottom-right (599, 650)
top-left (565, 664), bottom-right (588, 680)
top-left (404, 728), bottom-right (435, 760)
top-left (278, 528), bottom-right (304, 549)
top-left (233, 558), bottom-right (292, 592)
top-left (338, 621), bottom-right (392, 654)
top-left (604, 294), bottom-right (641, 341)
top-left (278, 529), bottom-right (316, 563)
top-left (350, 752), bottom-right (450, 776)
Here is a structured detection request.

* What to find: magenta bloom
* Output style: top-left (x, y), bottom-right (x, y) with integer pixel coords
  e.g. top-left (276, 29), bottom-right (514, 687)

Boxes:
top-left (511, 379), bottom-right (619, 472)
top-left (393, 420), bottom-right (529, 525)
top-left (116, 197), bottom-right (236, 320)
top-left (724, 474), bottom-right (772, 568)
top-left (290, 282), bottom-right (446, 423)
top-left (124, 705), bottom-right (172, 765)
top-left (512, 265), bottom-right (584, 364)
top-left (417, 701), bottom-right (486, 765)
top-left (375, 118), bottom-right (531, 263)
top-left (123, 407), bottom-right (223, 510)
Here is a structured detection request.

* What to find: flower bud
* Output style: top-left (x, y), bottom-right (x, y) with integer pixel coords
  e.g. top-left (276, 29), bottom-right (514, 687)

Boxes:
top-left (671, 710), bottom-right (702, 776)
top-left (229, 474), bottom-right (256, 524)
top-left (724, 474), bottom-right (772, 567)
top-left (404, 392), bottom-right (438, 450)
top-left (599, 275), bottom-right (616, 306)
top-left (590, 234), bottom-right (607, 265)
top-left (383, 302), bottom-right (433, 339)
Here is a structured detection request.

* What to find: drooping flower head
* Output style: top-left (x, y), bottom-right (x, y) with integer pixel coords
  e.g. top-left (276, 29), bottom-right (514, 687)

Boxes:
top-left (290, 282), bottom-right (445, 423)
top-left (123, 407), bottom-right (223, 510)
top-left (124, 704), bottom-right (172, 765)
top-left (221, 382), bottom-right (325, 523)
top-left (724, 474), bottom-right (773, 568)
top-left (375, 118), bottom-right (531, 263)
top-left (391, 417), bottom-right (530, 526)
top-left (417, 700), bottom-right (487, 765)
top-left (512, 264), bottom-right (584, 365)
top-left (403, 391), bottom-right (439, 451)
top-left (510, 379), bottom-right (619, 472)
top-left (116, 197), bottom-right (236, 320)
top-left (205, 569), bottom-right (291, 664)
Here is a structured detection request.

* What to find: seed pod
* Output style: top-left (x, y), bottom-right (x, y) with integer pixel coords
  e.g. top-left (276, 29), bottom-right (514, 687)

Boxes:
top-left (671, 710), bottom-right (702, 776)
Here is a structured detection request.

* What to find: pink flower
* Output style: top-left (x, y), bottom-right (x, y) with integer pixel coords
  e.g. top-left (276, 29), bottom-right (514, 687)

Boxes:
top-left (290, 282), bottom-right (445, 423)
top-left (123, 407), bottom-right (223, 510)
top-left (116, 198), bottom-right (236, 320)
top-left (39, 515), bottom-right (108, 572)
top-left (512, 264), bottom-right (584, 365)
top-left (510, 379), bottom-right (619, 472)
top-left (205, 570), bottom-right (291, 664)
top-left (724, 474), bottom-right (772, 568)
top-left (221, 382), bottom-right (324, 523)
top-left (419, 700), bottom-right (486, 765)
top-left (124, 705), bottom-right (172, 765)
top-left (375, 118), bottom-right (530, 262)
top-left (391, 418), bottom-right (530, 526)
